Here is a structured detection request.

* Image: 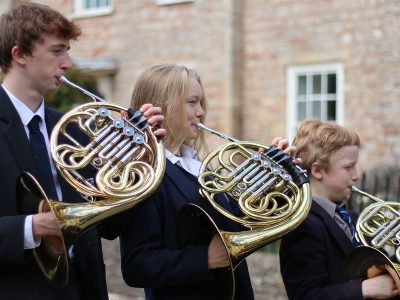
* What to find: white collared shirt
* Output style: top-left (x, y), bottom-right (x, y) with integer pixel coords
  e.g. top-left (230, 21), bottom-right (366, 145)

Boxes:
top-left (2, 85), bottom-right (62, 249)
top-left (165, 144), bottom-right (202, 177)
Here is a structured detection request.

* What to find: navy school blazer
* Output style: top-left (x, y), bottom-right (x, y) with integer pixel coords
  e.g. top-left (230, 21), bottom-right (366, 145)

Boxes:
top-left (279, 199), bottom-right (363, 300)
top-left (118, 160), bottom-right (254, 300)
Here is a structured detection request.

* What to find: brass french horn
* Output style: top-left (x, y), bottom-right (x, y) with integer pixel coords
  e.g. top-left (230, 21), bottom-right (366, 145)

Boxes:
top-left (17, 75), bottom-right (165, 287)
top-left (344, 186), bottom-right (400, 297)
top-left (176, 123), bottom-right (311, 299)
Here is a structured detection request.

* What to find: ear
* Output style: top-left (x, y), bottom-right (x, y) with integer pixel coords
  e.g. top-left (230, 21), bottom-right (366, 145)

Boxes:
top-left (310, 161), bottom-right (324, 180)
top-left (10, 45), bottom-right (27, 65)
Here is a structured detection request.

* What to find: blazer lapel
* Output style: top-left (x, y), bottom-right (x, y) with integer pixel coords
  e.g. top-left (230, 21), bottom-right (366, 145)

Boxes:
top-left (164, 160), bottom-right (201, 205)
top-left (164, 161), bottom-right (232, 209)
top-left (312, 201), bottom-right (353, 255)
top-left (0, 86), bottom-right (37, 175)
top-left (165, 160), bottom-right (240, 231)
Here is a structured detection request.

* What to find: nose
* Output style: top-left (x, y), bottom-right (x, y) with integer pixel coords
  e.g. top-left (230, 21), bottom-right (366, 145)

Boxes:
top-left (60, 53), bottom-right (73, 71)
top-left (352, 167), bottom-right (360, 182)
top-left (196, 104), bottom-right (205, 119)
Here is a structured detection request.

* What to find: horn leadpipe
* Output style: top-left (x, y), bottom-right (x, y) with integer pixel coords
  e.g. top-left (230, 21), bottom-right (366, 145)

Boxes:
top-left (197, 122), bottom-right (239, 143)
top-left (60, 75), bottom-right (104, 103)
top-left (351, 186), bottom-right (384, 203)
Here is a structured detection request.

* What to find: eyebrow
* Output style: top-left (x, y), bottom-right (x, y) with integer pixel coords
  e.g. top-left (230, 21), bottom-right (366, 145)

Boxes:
top-left (50, 43), bottom-right (70, 50)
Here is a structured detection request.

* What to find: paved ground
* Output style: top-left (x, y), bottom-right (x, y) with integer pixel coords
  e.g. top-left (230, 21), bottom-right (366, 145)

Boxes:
top-left (103, 238), bottom-right (288, 300)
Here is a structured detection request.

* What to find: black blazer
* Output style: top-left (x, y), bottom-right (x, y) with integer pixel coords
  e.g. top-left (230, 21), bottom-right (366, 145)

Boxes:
top-left (279, 199), bottom-right (363, 300)
top-left (119, 160), bottom-right (254, 300)
top-left (0, 86), bottom-right (108, 300)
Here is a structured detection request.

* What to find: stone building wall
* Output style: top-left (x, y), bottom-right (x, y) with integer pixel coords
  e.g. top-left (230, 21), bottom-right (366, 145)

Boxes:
top-left (33, 0), bottom-right (239, 137)
top-left (241, 0), bottom-right (400, 171)
top-left (0, 0), bottom-right (12, 12)
top-left (26, 0), bottom-right (400, 171)
top-left (2, 0), bottom-right (400, 170)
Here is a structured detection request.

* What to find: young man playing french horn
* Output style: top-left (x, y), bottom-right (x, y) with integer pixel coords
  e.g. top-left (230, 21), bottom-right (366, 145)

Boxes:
top-left (0, 3), bottom-right (164, 299)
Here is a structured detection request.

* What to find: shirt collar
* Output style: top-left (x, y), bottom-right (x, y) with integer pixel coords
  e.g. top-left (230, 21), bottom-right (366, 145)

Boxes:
top-left (165, 144), bottom-right (199, 164)
top-left (165, 149), bottom-right (180, 164)
top-left (181, 144), bottom-right (200, 160)
top-left (2, 85), bottom-right (46, 126)
top-left (313, 196), bottom-right (341, 218)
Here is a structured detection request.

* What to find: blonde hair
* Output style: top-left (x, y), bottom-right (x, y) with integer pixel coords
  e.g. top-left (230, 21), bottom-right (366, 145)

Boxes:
top-left (293, 119), bottom-right (360, 172)
top-left (130, 63), bottom-right (207, 152)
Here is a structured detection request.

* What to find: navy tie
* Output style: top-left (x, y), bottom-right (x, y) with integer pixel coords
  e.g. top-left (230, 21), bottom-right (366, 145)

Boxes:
top-left (336, 204), bottom-right (358, 246)
top-left (28, 115), bottom-right (58, 200)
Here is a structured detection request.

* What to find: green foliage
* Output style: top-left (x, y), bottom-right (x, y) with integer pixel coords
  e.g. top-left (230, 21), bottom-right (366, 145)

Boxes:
top-left (45, 69), bottom-right (103, 112)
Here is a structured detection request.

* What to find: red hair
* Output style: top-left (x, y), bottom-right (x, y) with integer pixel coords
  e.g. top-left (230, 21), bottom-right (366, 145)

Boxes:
top-left (0, 2), bottom-right (81, 73)
top-left (293, 119), bottom-right (360, 172)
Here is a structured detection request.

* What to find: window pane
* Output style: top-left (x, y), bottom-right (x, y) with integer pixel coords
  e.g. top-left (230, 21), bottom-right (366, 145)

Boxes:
top-left (85, 0), bottom-right (109, 8)
top-left (312, 101), bottom-right (321, 119)
top-left (290, 65), bottom-right (341, 141)
top-left (327, 100), bottom-right (336, 120)
top-left (327, 73), bottom-right (336, 93)
top-left (298, 101), bottom-right (306, 121)
top-left (298, 75), bottom-right (306, 95)
top-left (313, 74), bottom-right (321, 94)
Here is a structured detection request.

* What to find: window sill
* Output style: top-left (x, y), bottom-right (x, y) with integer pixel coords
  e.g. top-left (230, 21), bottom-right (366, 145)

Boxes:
top-left (156, 0), bottom-right (194, 6)
top-left (72, 7), bottom-right (113, 19)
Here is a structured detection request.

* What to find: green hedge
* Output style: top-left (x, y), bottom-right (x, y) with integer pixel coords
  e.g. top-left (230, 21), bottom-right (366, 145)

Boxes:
top-left (45, 69), bottom-right (103, 112)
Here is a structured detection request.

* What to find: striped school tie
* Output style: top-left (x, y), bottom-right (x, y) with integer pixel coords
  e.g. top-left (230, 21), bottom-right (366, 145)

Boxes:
top-left (336, 204), bottom-right (358, 246)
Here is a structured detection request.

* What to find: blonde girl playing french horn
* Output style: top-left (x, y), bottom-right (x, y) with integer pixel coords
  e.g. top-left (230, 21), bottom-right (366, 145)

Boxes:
top-left (118, 63), bottom-right (297, 299)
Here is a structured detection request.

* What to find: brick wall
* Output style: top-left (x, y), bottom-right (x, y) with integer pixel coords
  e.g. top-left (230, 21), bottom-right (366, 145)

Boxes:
top-left (242, 0), bottom-right (400, 170)
top-left (28, 0), bottom-right (400, 171)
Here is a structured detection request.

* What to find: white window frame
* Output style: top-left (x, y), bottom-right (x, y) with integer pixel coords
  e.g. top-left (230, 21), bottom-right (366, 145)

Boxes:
top-left (156, 0), bottom-right (194, 5)
top-left (73, 0), bottom-right (113, 18)
top-left (286, 63), bottom-right (344, 142)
